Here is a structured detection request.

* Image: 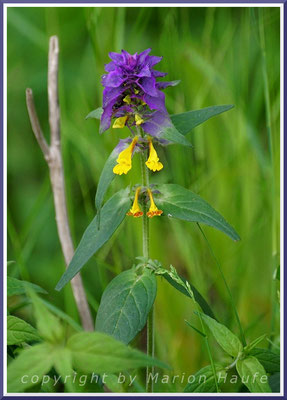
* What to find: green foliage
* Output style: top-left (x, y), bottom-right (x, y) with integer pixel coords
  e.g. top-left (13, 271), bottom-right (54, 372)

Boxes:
top-left (85, 107), bottom-right (103, 120)
top-left (29, 290), bottom-right (64, 343)
top-left (244, 334), bottom-right (267, 352)
top-left (7, 315), bottom-right (40, 345)
top-left (159, 123), bottom-right (192, 147)
top-left (249, 348), bottom-right (280, 373)
top-left (157, 184), bottom-right (240, 241)
top-left (7, 6), bottom-right (280, 394)
top-left (7, 293), bottom-right (167, 393)
top-left (95, 147), bottom-right (118, 214)
top-left (7, 276), bottom-right (47, 296)
top-left (67, 331), bottom-right (168, 373)
top-left (104, 374), bottom-right (125, 393)
top-left (184, 364), bottom-right (226, 393)
top-left (236, 356), bottom-right (271, 393)
top-left (268, 372), bottom-right (280, 393)
top-left (171, 105), bottom-right (234, 136)
top-left (7, 343), bottom-right (55, 392)
top-left (96, 268), bottom-right (157, 344)
top-left (156, 265), bottom-right (216, 319)
top-left (52, 347), bottom-right (76, 392)
top-left (56, 188), bottom-right (131, 290)
top-left (199, 312), bottom-right (243, 357)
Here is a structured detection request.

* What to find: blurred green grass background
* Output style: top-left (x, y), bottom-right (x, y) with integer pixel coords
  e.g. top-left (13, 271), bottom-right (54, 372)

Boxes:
top-left (7, 6), bottom-right (280, 391)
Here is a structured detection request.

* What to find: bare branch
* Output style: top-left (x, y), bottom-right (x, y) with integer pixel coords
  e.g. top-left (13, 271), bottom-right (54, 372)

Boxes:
top-left (48, 36), bottom-right (60, 147)
top-left (26, 88), bottom-right (50, 159)
top-left (26, 36), bottom-right (94, 331)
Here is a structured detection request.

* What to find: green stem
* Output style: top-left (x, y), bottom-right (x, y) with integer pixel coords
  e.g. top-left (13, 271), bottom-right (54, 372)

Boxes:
top-left (258, 9), bottom-right (278, 348)
top-left (196, 305), bottom-right (219, 392)
top-left (197, 223), bottom-right (247, 346)
top-left (140, 149), bottom-right (149, 259)
top-left (139, 148), bottom-right (154, 392)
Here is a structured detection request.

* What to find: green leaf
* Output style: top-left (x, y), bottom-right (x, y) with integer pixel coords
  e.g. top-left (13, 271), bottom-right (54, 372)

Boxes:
top-left (85, 107), bottom-right (103, 120)
top-left (7, 276), bottom-right (47, 296)
top-left (184, 364), bottom-right (226, 392)
top-left (161, 272), bottom-right (216, 319)
top-left (96, 268), bottom-right (157, 344)
top-left (7, 315), bottom-right (41, 345)
top-left (236, 356), bottom-right (271, 393)
top-left (104, 374), bottom-right (125, 392)
top-left (160, 123), bottom-right (192, 147)
top-left (95, 147), bottom-right (118, 215)
top-left (7, 343), bottom-right (54, 392)
top-left (55, 188), bottom-right (131, 291)
top-left (67, 331), bottom-right (168, 373)
top-left (41, 299), bottom-right (82, 332)
top-left (199, 312), bottom-right (243, 357)
top-left (53, 348), bottom-right (75, 393)
top-left (185, 320), bottom-right (206, 337)
top-left (244, 334), bottom-right (267, 353)
top-left (249, 348), bottom-right (280, 373)
top-left (268, 372), bottom-right (280, 393)
top-left (171, 105), bottom-right (234, 136)
top-left (156, 184), bottom-right (240, 241)
top-left (29, 290), bottom-right (64, 343)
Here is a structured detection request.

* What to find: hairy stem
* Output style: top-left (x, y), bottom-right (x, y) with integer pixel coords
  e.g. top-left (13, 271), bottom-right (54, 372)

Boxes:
top-left (139, 149), bottom-right (154, 392)
top-left (197, 223), bottom-right (246, 346)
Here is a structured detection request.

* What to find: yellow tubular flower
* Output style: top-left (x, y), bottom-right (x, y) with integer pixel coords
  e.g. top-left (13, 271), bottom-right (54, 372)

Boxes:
top-left (113, 136), bottom-right (138, 175)
top-left (135, 113), bottom-right (144, 126)
top-left (147, 189), bottom-right (163, 218)
top-left (127, 187), bottom-right (143, 218)
top-left (145, 138), bottom-right (163, 172)
top-left (113, 115), bottom-right (128, 129)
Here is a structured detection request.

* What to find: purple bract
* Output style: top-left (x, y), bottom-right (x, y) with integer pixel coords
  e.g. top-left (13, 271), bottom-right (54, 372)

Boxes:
top-left (100, 49), bottom-right (179, 137)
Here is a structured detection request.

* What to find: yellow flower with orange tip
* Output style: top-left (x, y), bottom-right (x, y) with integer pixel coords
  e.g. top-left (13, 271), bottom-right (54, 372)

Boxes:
top-left (127, 187), bottom-right (143, 218)
top-left (147, 189), bottom-right (163, 218)
top-left (113, 136), bottom-right (138, 175)
top-left (145, 138), bottom-right (163, 172)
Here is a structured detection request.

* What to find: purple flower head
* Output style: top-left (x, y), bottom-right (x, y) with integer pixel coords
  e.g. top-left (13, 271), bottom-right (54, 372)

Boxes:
top-left (100, 49), bottom-right (179, 136)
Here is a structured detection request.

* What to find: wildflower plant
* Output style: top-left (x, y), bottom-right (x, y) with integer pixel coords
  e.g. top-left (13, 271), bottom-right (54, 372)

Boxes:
top-left (54, 49), bottom-right (272, 393)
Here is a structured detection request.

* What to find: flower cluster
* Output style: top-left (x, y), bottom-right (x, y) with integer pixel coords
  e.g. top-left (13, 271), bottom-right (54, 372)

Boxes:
top-left (100, 49), bottom-right (178, 137)
top-left (100, 49), bottom-right (178, 218)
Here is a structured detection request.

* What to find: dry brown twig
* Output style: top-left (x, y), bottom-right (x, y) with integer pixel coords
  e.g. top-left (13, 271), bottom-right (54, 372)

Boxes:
top-left (26, 35), bottom-right (93, 331)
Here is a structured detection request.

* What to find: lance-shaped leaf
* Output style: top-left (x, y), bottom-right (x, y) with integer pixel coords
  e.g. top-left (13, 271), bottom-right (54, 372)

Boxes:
top-left (171, 105), bottom-right (234, 136)
top-left (158, 270), bottom-right (216, 319)
top-left (7, 316), bottom-right (41, 345)
top-left (156, 184), bottom-right (240, 241)
top-left (85, 107), bottom-right (103, 120)
top-left (236, 356), bottom-right (272, 393)
top-left (67, 331), bottom-right (168, 373)
top-left (95, 139), bottom-right (131, 221)
top-left (96, 268), bottom-right (157, 344)
top-left (95, 148), bottom-right (117, 215)
top-left (199, 312), bottom-right (243, 357)
top-left (184, 364), bottom-right (226, 393)
top-left (7, 276), bottom-right (47, 296)
top-left (55, 188), bottom-right (131, 291)
top-left (160, 123), bottom-right (192, 147)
